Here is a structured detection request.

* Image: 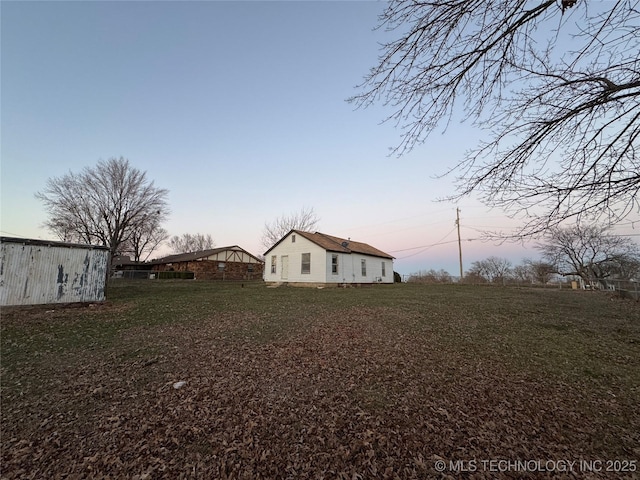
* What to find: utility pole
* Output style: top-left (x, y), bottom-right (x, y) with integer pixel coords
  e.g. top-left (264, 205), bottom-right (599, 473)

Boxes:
top-left (456, 207), bottom-right (463, 281)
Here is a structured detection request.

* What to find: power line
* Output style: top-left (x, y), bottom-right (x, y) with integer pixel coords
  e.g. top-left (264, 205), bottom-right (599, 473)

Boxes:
top-left (389, 227), bottom-right (456, 253)
top-left (390, 226), bottom-right (478, 260)
top-left (0, 230), bottom-right (28, 237)
top-left (339, 207), bottom-right (463, 237)
top-left (390, 238), bottom-right (458, 254)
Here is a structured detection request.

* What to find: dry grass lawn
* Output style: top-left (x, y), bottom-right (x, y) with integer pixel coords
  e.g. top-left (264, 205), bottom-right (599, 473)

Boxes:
top-left (1, 281), bottom-right (639, 479)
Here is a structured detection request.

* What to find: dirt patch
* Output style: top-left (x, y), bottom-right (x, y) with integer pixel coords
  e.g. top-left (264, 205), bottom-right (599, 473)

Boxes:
top-left (1, 301), bottom-right (133, 327)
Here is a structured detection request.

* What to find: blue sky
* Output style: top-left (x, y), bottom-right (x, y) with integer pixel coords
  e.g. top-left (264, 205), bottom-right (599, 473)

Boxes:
top-left (2, 1), bottom-right (638, 277)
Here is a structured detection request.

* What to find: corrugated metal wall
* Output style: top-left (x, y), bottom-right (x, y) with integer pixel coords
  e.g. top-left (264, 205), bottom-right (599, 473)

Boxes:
top-left (0, 237), bottom-right (110, 306)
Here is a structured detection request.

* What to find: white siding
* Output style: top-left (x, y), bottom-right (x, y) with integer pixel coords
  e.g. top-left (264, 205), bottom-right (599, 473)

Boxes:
top-left (264, 232), bottom-right (394, 284)
top-left (263, 233), bottom-right (326, 283)
top-left (1, 238), bottom-right (109, 306)
top-left (324, 252), bottom-right (394, 284)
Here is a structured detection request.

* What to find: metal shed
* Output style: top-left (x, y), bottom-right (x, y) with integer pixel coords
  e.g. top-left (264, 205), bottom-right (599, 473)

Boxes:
top-left (0, 237), bottom-right (110, 306)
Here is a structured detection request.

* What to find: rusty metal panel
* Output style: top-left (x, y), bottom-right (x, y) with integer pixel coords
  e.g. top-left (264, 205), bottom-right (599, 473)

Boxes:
top-left (0, 237), bottom-right (110, 306)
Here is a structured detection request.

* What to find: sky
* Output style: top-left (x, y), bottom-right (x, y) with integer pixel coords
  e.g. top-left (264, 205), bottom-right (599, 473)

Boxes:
top-left (2, 0), bottom-right (638, 278)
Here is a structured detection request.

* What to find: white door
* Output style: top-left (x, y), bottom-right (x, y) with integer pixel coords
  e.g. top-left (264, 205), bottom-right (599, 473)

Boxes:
top-left (281, 255), bottom-right (288, 280)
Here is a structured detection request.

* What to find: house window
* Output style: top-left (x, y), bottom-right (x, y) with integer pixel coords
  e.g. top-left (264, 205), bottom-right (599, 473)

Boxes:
top-left (382, 261), bottom-right (386, 277)
top-left (292, 234), bottom-right (296, 243)
top-left (248, 264), bottom-right (254, 272)
top-left (301, 253), bottom-right (311, 274)
top-left (361, 259), bottom-right (367, 276)
top-left (218, 262), bottom-right (225, 271)
top-left (271, 255), bottom-right (277, 274)
top-left (331, 254), bottom-right (339, 274)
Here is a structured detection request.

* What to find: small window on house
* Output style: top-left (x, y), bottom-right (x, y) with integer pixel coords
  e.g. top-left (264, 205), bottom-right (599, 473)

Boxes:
top-left (361, 259), bottom-right (367, 276)
top-left (248, 263), bottom-right (254, 272)
top-left (271, 255), bottom-right (277, 274)
top-left (218, 262), bottom-right (225, 271)
top-left (292, 234), bottom-right (296, 243)
top-left (331, 254), bottom-right (339, 274)
top-left (382, 261), bottom-right (386, 277)
top-left (301, 253), bottom-right (311, 274)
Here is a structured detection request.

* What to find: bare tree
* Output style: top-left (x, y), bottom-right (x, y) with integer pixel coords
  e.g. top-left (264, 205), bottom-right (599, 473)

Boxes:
top-left (508, 258), bottom-right (557, 284)
top-left (36, 157), bottom-right (170, 260)
top-left (468, 256), bottom-right (513, 284)
top-left (261, 207), bottom-right (320, 251)
top-left (537, 224), bottom-right (640, 284)
top-left (119, 221), bottom-right (168, 262)
top-left (523, 258), bottom-right (557, 284)
top-left (512, 264), bottom-right (534, 284)
top-left (168, 233), bottom-right (215, 253)
top-left (351, 1), bottom-right (640, 235)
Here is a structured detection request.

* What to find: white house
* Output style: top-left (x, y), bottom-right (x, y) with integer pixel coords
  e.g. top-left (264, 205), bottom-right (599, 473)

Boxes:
top-left (263, 230), bottom-right (394, 286)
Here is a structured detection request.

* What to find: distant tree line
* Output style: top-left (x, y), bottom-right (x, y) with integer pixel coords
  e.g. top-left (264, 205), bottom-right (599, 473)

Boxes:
top-left (462, 257), bottom-right (556, 286)
top-left (407, 269), bottom-right (453, 284)
top-left (408, 225), bottom-right (640, 287)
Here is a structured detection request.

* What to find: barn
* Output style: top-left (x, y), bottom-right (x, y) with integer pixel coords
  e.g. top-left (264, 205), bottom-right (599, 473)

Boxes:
top-left (0, 236), bottom-right (109, 306)
top-left (150, 246), bottom-right (264, 281)
top-left (263, 230), bottom-right (394, 286)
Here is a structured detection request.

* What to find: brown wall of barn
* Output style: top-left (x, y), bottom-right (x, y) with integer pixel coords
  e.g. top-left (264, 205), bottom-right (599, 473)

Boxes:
top-left (153, 260), bottom-right (264, 281)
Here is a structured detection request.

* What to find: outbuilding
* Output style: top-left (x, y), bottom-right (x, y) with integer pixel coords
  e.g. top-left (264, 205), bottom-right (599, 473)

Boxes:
top-left (150, 245), bottom-right (264, 280)
top-left (0, 236), bottom-right (109, 306)
top-left (263, 230), bottom-right (394, 286)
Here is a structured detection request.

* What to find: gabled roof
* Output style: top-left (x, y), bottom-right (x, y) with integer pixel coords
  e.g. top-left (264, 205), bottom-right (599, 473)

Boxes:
top-left (150, 245), bottom-right (262, 265)
top-left (265, 230), bottom-right (394, 259)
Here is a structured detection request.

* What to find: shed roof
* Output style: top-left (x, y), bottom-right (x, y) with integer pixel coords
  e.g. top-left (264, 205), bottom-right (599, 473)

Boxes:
top-left (0, 236), bottom-right (109, 251)
top-left (265, 230), bottom-right (394, 259)
top-left (150, 245), bottom-right (262, 265)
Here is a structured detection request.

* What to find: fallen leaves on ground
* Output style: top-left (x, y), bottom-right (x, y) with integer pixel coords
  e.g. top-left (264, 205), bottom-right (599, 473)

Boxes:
top-left (2, 305), bottom-right (638, 479)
